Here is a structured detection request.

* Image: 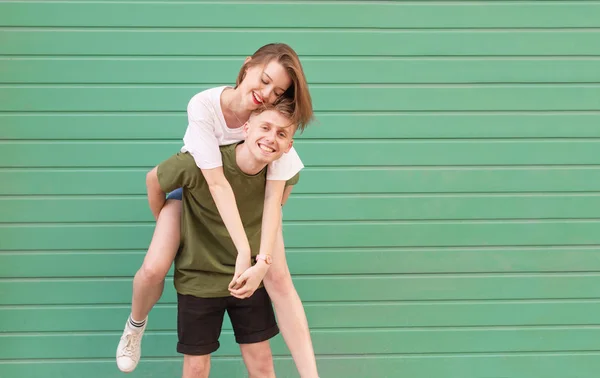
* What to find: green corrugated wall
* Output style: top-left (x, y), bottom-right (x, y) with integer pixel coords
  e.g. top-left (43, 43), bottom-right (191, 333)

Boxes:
top-left (2, 1), bottom-right (600, 377)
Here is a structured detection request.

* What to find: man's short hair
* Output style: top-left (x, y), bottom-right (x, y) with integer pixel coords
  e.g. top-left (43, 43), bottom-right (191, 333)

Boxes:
top-left (251, 97), bottom-right (297, 132)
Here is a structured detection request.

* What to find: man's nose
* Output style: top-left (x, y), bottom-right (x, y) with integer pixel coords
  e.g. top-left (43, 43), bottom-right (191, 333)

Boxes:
top-left (265, 129), bottom-right (277, 141)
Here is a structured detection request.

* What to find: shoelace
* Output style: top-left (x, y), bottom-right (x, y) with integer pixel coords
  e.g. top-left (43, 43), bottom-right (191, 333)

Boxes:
top-left (119, 333), bottom-right (141, 358)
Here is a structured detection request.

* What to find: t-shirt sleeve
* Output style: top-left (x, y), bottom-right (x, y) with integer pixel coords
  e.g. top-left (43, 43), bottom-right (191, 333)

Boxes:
top-left (285, 172), bottom-right (300, 187)
top-left (181, 95), bottom-right (223, 170)
top-left (157, 152), bottom-right (201, 193)
top-left (266, 146), bottom-right (304, 181)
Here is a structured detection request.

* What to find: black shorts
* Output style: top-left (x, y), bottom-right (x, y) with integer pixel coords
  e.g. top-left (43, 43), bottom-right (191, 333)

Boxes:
top-left (176, 287), bottom-right (279, 356)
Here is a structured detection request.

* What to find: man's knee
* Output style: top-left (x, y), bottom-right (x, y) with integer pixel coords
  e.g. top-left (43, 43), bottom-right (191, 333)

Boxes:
top-left (183, 355), bottom-right (210, 378)
top-left (242, 343), bottom-right (275, 377)
top-left (249, 359), bottom-right (275, 378)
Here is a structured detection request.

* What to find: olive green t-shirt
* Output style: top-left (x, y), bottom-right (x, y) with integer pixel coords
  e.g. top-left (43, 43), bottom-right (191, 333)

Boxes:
top-left (157, 143), bottom-right (299, 298)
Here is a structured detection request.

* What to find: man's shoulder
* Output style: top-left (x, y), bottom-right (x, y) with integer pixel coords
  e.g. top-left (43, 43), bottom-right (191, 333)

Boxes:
top-left (158, 152), bottom-right (197, 176)
top-left (218, 142), bottom-right (239, 154)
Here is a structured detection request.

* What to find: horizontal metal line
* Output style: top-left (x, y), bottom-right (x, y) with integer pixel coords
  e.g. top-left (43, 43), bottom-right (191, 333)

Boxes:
top-left (306, 165), bottom-right (600, 170)
top-left (5, 297), bottom-right (600, 306)
top-left (7, 165), bottom-right (600, 169)
top-left (5, 324), bottom-right (600, 337)
top-left (5, 218), bottom-right (600, 226)
top-left (4, 270), bottom-right (600, 280)
top-left (3, 110), bottom-right (600, 115)
top-left (3, 244), bottom-right (600, 254)
top-left (5, 83), bottom-right (600, 88)
top-left (3, 53), bottom-right (600, 59)
top-left (286, 218), bottom-right (600, 224)
top-left (4, 298), bottom-right (600, 310)
top-left (290, 192), bottom-right (600, 198)
top-left (3, 350), bottom-right (600, 364)
top-left (2, 191), bottom-right (600, 198)
top-left (6, 218), bottom-right (600, 225)
top-left (5, 81), bottom-right (600, 85)
top-left (0, 194), bottom-right (150, 199)
top-left (6, 164), bottom-right (600, 171)
top-left (0, 0), bottom-right (598, 5)
top-left (3, 55), bottom-right (600, 61)
top-left (5, 137), bottom-right (600, 143)
top-left (6, 138), bottom-right (600, 143)
top-left (3, 272), bottom-right (600, 282)
top-left (4, 53), bottom-right (600, 58)
top-left (4, 25), bottom-right (600, 31)
top-left (4, 191), bottom-right (600, 200)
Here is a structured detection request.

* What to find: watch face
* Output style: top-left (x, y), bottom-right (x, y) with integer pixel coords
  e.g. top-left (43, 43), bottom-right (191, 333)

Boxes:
top-left (257, 254), bottom-right (272, 264)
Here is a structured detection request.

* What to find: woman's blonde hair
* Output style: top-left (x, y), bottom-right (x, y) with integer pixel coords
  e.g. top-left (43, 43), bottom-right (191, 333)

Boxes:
top-left (236, 43), bottom-right (313, 132)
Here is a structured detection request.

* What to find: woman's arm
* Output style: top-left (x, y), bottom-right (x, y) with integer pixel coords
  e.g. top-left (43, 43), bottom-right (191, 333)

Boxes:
top-left (202, 166), bottom-right (252, 262)
top-left (184, 96), bottom-right (252, 272)
top-left (229, 179), bottom-right (286, 297)
top-left (259, 180), bottom-right (287, 259)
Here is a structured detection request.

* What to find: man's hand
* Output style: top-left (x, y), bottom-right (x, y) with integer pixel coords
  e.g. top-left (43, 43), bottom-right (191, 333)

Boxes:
top-left (229, 253), bottom-right (252, 291)
top-left (229, 261), bottom-right (270, 299)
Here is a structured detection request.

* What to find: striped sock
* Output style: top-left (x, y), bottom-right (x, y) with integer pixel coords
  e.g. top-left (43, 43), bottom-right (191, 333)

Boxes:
top-left (128, 315), bottom-right (146, 331)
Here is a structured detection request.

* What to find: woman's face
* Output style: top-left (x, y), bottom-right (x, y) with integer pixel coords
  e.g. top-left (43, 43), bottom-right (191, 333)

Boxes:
top-left (238, 59), bottom-right (292, 111)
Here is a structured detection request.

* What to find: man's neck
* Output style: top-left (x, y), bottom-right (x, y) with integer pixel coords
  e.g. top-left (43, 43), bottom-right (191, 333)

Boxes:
top-left (235, 142), bottom-right (267, 176)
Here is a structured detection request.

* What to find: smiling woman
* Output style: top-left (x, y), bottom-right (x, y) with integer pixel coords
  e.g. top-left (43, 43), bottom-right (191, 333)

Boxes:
top-left (115, 42), bottom-right (319, 378)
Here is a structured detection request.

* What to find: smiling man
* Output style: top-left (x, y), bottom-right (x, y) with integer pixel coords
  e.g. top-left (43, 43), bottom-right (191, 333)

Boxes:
top-left (144, 99), bottom-right (299, 378)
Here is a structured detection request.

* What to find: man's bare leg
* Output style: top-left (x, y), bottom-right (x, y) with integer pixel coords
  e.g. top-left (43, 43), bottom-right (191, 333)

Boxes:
top-left (240, 340), bottom-right (276, 378)
top-left (183, 354), bottom-right (211, 378)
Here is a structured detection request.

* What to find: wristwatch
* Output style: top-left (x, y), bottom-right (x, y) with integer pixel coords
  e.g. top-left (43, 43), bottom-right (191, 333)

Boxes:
top-left (255, 254), bottom-right (273, 265)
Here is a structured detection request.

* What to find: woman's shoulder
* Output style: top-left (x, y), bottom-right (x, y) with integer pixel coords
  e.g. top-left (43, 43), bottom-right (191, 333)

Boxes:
top-left (187, 86), bottom-right (229, 116)
top-left (189, 86), bottom-right (228, 106)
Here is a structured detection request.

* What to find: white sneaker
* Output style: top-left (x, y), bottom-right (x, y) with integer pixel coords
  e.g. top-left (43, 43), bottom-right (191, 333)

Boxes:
top-left (116, 318), bottom-right (147, 373)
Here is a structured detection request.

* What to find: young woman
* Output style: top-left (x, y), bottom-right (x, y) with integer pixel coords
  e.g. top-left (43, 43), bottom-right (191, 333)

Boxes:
top-left (116, 43), bottom-right (319, 378)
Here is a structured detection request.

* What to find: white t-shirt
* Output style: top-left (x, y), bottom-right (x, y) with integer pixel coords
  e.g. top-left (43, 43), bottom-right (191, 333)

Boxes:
top-left (181, 86), bottom-right (304, 181)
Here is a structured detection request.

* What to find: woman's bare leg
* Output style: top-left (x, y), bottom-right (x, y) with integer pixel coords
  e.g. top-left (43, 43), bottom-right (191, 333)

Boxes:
top-left (131, 199), bottom-right (182, 319)
top-left (263, 224), bottom-right (319, 378)
top-left (117, 199), bottom-right (182, 372)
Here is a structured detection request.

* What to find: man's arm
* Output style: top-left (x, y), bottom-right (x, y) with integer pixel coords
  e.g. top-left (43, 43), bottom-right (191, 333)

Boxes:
top-left (146, 166), bottom-right (166, 220)
top-left (281, 184), bottom-right (294, 206)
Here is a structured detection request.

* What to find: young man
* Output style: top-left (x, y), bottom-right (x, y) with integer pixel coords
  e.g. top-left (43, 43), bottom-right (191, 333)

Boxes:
top-left (137, 100), bottom-right (299, 377)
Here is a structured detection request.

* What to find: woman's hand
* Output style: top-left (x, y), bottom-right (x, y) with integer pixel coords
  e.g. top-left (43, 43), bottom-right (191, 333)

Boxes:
top-left (229, 261), bottom-right (270, 299)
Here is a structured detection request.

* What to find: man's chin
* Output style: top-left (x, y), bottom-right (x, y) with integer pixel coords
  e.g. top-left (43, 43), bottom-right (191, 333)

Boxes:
top-left (260, 154), bottom-right (282, 166)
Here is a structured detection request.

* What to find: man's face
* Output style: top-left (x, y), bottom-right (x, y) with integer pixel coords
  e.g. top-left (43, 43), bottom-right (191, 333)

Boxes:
top-left (243, 109), bottom-right (295, 165)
